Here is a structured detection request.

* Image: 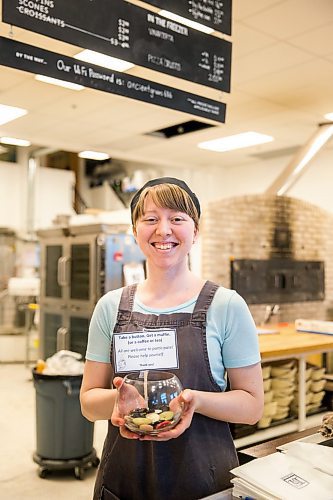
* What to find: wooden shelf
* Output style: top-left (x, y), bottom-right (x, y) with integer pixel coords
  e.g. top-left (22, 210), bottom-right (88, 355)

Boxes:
top-left (233, 325), bottom-right (333, 448)
top-left (259, 325), bottom-right (333, 360)
top-left (235, 412), bottom-right (325, 449)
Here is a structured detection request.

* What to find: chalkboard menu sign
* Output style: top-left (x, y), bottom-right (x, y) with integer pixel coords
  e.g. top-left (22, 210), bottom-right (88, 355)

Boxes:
top-left (0, 36), bottom-right (226, 123)
top-left (145, 0), bottom-right (232, 35)
top-left (2, 0), bottom-right (231, 92)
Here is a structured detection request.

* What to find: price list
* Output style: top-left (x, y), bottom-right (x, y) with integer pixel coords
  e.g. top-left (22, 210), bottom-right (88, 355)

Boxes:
top-left (2, 0), bottom-right (231, 92)
top-left (199, 51), bottom-right (225, 84)
top-left (111, 18), bottom-right (130, 49)
top-left (144, 0), bottom-right (232, 35)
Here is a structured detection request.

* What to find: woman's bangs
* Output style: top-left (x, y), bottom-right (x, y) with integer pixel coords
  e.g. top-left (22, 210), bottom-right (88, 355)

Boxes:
top-left (150, 185), bottom-right (188, 212)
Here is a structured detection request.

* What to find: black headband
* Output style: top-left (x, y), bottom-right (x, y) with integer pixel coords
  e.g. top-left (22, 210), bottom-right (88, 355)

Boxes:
top-left (130, 177), bottom-right (201, 222)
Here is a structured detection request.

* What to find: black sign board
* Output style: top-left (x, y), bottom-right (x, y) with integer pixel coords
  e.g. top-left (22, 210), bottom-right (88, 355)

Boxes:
top-left (2, 0), bottom-right (231, 92)
top-left (0, 37), bottom-right (226, 123)
top-left (144, 0), bottom-right (232, 36)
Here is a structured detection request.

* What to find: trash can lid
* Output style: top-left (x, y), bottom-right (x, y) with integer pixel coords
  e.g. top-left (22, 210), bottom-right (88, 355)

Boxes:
top-left (32, 368), bottom-right (83, 381)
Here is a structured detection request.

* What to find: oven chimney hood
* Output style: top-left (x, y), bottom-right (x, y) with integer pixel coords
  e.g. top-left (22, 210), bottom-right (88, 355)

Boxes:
top-left (266, 122), bottom-right (333, 196)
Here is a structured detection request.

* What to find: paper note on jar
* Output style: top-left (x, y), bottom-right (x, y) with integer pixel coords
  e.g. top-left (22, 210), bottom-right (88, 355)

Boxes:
top-left (114, 328), bottom-right (179, 372)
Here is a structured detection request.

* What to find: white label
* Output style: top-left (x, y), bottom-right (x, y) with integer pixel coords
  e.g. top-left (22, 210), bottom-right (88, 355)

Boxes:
top-left (114, 328), bottom-right (179, 372)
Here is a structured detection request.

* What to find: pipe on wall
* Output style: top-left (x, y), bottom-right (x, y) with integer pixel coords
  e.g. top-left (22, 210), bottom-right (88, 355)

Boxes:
top-left (266, 122), bottom-right (333, 196)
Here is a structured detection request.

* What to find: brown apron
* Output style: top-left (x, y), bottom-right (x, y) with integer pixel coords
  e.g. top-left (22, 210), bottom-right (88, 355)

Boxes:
top-left (93, 280), bottom-right (238, 500)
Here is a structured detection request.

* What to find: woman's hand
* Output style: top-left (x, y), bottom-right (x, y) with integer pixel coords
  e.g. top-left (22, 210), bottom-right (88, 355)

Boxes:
top-left (139, 389), bottom-right (196, 442)
top-left (111, 378), bottom-right (197, 441)
top-left (111, 376), bottom-right (145, 439)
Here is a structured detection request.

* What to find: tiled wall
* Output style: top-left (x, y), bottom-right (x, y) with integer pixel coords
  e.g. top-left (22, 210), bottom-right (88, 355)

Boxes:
top-left (201, 194), bottom-right (333, 325)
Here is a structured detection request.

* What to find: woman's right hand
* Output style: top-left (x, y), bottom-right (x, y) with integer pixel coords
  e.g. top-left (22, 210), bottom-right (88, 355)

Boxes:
top-left (111, 376), bottom-right (145, 439)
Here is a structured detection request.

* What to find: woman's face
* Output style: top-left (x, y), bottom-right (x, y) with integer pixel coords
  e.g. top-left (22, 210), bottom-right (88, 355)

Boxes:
top-left (133, 195), bottom-right (198, 269)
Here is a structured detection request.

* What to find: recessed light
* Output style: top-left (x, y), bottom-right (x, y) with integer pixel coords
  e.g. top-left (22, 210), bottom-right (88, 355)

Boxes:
top-left (159, 10), bottom-right (214, 34)
top-left (74, 49), bottom-right (134, 72)
top-left (35, 75), bottom-right (84, 91)
top-left (0, 104), bottom-right (27, 125)
top-left (78, 151), bottom-right (110, 160)
top-left (0, 136), bottom-right (31, 147)
top-left (198, 132), bottom-right (274, 152)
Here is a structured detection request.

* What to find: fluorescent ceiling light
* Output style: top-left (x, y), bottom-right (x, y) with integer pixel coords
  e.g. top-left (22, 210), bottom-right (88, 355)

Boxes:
top-left (0, 104), bottom-right (27, 125)
top-left (198, 132), bottom-right (274, 152)
top-left (75, 49), bottom-right (134, 72)
top-left (159, 10), bottom-right (214, 34)
top-left (324, 112), bottom-right (333, 121)
top-left (0, 136), bottom-right (31, 147)
top-left (35, 75), bottom-right (84, 91)
top-left (78, 151), bottom-right (110, 161)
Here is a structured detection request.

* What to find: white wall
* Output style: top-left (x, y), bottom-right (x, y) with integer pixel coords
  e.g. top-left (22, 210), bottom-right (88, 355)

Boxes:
top-left (0, 161), bottom-right (25, 231)
top-left (0, 153), bottom-right (75, 235)
top-left (89, 181), bottom-right (126, 211)
top-left (34, 165), bottom-right (75, 230)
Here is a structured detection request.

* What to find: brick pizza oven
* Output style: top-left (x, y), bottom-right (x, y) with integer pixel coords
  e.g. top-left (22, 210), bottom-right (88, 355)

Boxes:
top-left (201, 194), bottom-right (333, 325)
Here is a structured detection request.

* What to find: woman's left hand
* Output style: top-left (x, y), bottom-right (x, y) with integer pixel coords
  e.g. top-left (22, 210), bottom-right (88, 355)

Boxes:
top-left (111, 376), bottom-right (143, 440)
top-left (139, 389), bottom-right (196, 442)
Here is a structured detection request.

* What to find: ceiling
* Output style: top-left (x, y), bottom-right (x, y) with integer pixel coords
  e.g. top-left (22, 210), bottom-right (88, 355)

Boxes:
top-left (1, 0), bottom-right (333, 172)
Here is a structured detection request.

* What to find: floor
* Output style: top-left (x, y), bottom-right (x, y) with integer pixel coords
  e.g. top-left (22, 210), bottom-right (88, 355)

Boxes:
top-left (0, 363), bottom-right (108, 500)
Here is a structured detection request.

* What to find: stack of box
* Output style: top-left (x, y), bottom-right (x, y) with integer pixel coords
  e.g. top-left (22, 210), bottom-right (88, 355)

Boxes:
top-left (270, 360), bottom-right (297, 422)
top-left (323, 373), bottom-right (333, 410)
top-left (291, 364), bottom-right (326, 415)
top-left (258, 364), bottom-right (277, 429)
top-left (309, 365), bottom-right (326, 412)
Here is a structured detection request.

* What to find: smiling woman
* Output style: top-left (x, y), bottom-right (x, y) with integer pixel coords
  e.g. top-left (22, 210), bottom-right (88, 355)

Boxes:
top-left (133, 197), bottom-right (197, 281)
top-left (131, 177), bottom-right (201, 226)
top-left (80, 177), bottom-right (264, 500)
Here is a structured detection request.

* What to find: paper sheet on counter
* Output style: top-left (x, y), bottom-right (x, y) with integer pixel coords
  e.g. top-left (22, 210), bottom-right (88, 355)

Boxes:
top-left (277, 431), bottom-right (332, 451)
top-left (231, 450), bottom-right (333, 499)
top-left (282, 442), bottom-right (333, 476)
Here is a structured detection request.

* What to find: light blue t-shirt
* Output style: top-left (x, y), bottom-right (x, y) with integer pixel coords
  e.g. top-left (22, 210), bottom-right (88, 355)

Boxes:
top-left (86, 286), bottom-right (261, 390)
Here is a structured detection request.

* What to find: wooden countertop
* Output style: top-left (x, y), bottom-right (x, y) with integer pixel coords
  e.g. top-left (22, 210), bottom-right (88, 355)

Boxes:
top-left (238, 426), bottom-right (320, 461)
top-left (258, 325), bottom-right (333, 359)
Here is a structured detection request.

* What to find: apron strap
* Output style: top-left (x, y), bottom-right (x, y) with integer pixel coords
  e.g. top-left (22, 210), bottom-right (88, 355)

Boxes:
top-left (191, 281), bottom-right (219, 326)
top-left (114, 284), bottom-right (137, 328)
top-left (119, 284), bottom-right (137, 310)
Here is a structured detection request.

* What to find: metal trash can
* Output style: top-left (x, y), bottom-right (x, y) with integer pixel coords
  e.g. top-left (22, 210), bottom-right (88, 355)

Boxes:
top-left (32, 369), bottom-right (99, 479)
